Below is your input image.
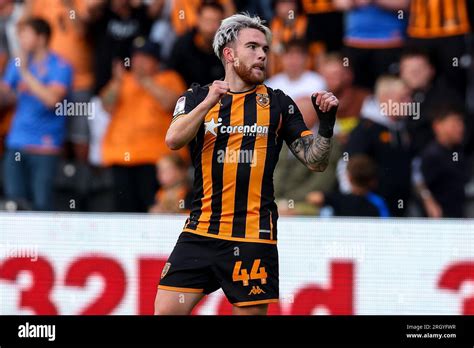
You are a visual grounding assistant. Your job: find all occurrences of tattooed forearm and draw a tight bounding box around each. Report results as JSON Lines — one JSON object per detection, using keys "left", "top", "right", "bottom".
{"left": 289, "top": 134, "right": 332, "bottom": 172}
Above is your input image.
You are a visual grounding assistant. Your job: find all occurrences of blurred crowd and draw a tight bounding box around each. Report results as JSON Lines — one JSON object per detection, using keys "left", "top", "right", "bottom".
{"left": 0, "top": 0, "right": 473, "bottom": 218}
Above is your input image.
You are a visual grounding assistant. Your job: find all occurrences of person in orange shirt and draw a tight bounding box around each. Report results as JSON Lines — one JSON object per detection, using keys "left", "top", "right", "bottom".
{"left": 303, "top": 0, "right": 344, "bottom": 64}
{"left": 407, "top": 0, "right": 473, "bottom": 99}
{"left": 101, "top": 38, "right": 187, "bottom": 212}
{"left": 268, "top": 0, "right": 308, "bottom": 76}
{"left": 24, "top": 0, "right": 106, "bottom": 161}
{"left": 170, "top": 0, "right": 235, "bottom": 37}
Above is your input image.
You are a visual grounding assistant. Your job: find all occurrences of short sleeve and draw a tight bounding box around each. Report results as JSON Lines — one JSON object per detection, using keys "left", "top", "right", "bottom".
{"left": 171, "top": 88, "right": 198, "bottom": 123}
{"left": 277, "top": 90, "right": 312, "bottom": 146}
{"left": 2, "top": 58, "right": 20, "bottom": 90}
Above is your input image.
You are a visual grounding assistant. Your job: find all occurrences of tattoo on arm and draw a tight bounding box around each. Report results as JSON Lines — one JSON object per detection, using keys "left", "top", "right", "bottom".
{"left": 289, "top": 134, "right": 332, "bottom": 172}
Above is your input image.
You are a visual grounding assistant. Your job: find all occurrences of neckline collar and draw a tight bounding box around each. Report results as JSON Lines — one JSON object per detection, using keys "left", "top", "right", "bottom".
{"left": 228, "top": 85, "right": 258, "bottom": 95}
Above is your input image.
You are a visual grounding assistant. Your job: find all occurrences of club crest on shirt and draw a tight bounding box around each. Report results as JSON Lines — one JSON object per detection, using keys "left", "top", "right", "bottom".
{"left": 161, "top": 262, "right": 171, "bottom": 279}
{"left": 256, "top": 93, "right": 270, "bottom": 108}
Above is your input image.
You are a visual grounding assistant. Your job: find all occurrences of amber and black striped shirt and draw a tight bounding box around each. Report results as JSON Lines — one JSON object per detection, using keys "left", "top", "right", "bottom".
{"left": 171, "top": 84, "right": 311, "bottom": 244}
{"left": 408, "top": 0, "right": 471, "bottom": 38}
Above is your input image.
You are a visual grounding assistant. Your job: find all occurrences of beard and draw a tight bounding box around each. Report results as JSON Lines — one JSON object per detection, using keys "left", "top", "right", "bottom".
{"left": 234, "top": 61, "right": 266, "bottom": 85}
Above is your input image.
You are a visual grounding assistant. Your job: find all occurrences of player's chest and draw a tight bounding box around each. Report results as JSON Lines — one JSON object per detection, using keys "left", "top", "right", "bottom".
{"left": 202, "top": 93, "right": 281, "bottom": 142}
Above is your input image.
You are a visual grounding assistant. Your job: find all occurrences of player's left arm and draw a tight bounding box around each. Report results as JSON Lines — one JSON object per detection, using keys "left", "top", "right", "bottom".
{"left": 289, "top": 91, "right": 338, "bottom": 172}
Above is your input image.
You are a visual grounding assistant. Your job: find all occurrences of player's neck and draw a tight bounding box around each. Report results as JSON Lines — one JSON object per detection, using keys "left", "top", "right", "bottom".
{"left": 224, "top": 74, "right": 257, "bottom": 93}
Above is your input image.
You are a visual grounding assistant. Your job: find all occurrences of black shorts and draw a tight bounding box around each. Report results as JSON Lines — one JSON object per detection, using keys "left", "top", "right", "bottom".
{"left": 158, "top": 232, "right": 279, "bottom": 307}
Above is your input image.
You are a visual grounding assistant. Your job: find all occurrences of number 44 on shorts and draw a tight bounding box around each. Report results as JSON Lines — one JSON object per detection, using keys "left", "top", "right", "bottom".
{"left": 232, "top": 259, "right": 267, "bottom": 286}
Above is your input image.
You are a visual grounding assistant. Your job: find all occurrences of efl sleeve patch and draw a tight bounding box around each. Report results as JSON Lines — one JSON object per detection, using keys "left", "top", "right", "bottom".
{"left": 173, "top": 96, "right": 186, "bottom": 118}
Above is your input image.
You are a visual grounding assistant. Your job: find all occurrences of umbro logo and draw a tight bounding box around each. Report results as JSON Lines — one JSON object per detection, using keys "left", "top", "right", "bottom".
{"left": 248, "top": 285, "right": 266, "bottom": 295}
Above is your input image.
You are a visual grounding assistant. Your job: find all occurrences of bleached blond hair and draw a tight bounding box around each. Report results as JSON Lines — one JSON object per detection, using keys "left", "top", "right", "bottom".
{"left": 375, "top": 75, "right": 407, "bottom": 99}
{"left": 213, "top": 13, "right": 272, "bottom": 61}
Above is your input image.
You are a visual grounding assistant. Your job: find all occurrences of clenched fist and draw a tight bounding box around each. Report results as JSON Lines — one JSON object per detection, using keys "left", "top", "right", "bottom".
{"left": 203, "top": 80, "right": 230, "bottom": 108}
{"left": 311, "top": 91, "right": 338, "bottom": 138}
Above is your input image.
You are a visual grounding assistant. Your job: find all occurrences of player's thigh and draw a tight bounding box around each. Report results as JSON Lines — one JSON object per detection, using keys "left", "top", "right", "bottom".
{"left": 232, "top": 303, "right": 268, "bottom": 315}
{"left": 156, "top": 233, "right": 217, "bottom": 315}
{"left": 154, "top": 288, "right": 204, "bottom": 315}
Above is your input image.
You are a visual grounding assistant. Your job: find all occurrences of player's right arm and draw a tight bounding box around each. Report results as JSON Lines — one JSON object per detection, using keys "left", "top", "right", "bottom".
{"left": 166, "top": 80, "right": 229, "bottom": 150}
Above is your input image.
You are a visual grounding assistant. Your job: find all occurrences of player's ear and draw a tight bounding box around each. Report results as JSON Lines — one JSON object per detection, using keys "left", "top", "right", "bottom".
{"left": 222, "top": 46, "right": 235, "bottom": 64}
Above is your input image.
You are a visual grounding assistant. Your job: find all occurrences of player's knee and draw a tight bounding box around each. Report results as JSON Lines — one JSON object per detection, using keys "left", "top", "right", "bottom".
{"left": 233, "top": 304, "right": 268, "bottom": 315}
{"left": 154, "top": 291, "right": 193, "bottom": 315}
{"left": 154, "top": 292, "right": 172, "bottom": 315}
{"left": 154, "top": 304, "right": 173, "bottom": 315}
{"left": 154, "top": 297, "right": 178, "bottom": 315}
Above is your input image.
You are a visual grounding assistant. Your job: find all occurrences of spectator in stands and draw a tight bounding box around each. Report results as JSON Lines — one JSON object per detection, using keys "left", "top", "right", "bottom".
{"left": 319, "top": 51, "right": 369, "bottom": 144}
{"left": 399, "top": 47, "right": 464, "bottom": 155}
{"left": 267, "top": 39, "right": 340, "bottom": 215}
{"left": 24, "top": 0, "right": 105, "bottom": 162}
{"left": 170, "top": 0, "right": 235, "bottom": 37}
{"left": 339, "top": 76, "right": 412, "bottom": 217}
{"left": 413, "top": 106, "right": 469, "bottom": 218}
{"left": 236, "top": 0, "right": 273, "bottom": 23}
{"left": 0, "top": 0, "right": 23, "bottom": 164}
{"left": 339, "top": 0, "right": 409, "bottom": 89}
{"left": 100, "top": 38, "right": 186, "bottom": 212}
{"left": 307, "top": 154, "right": 390, "bottom": 217}
{"left": 304, "top": 0, "right": 344, "bottom": 64}
{"left": 266, "top": 39, "right": 325, "bottom": 121}
{"left": 0, "top": 18, "right": 73, "bottom": 210}
{"left": 407, "top": 0, "right": 473, "bottom": 100}
{"left": 90, "top": 0, "right": 156, "bottom": 95}
{"left": 149, "top": 153, "right": 190, "bottom": 214}
{"left": 168, "top": 1, "right": 225, "bottom": 87}
{"left": 268, "top": 0, "right": 308, "bottom": 76}
{"left": 149, "top": 0, "right": 176, "bottom": 61}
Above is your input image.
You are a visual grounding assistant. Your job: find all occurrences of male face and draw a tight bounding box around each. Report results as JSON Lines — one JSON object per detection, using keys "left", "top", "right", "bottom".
{"left": 378, "top": 82, "right": 411, "bottom": 119}
{"left": 19, "top": 25, "right": 41, "bottom": 54}
{"left": 197, "top": 6, "right": 224, "bottom": 44}
{"left": 228, "top": 28, "right": 269, "bottom": 85}
{"left": 400, "top": 55, "right": 435, "bottom": 91}
{"left": 132, "top": 52, "right": 158, "bottom": 76}
{"left": 281, "top": 46, "right": 307, "bottom": 78}
{"left": 275, "top": 0, "right": 297, "bottom": 20}
{"left": 434, "top": 114, "right": 465, "bottom": 146}
{"left": 320, "top": 60, "right": 352, "bottom": 93}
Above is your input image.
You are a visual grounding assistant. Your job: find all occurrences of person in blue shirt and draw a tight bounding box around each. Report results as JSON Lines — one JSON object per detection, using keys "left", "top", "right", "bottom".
{"left": 306, "top": 154, "right": 390, "bottom": 218}
{"left": 0, "top": 17, "right": 73, "bottom": 210}
{"left": 340, "top": 0, "right": 409, "bottom": 89}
